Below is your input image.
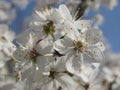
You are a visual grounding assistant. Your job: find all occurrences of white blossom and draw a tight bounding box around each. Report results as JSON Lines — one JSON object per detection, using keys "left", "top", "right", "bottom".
{"left": 54, "top": 27, "right": 105, "bottom": 65}
{"left": 0, "top": 0, "right": 16, "bottom": 23}
{"left": 31, "top": 7, "right": 65, "bottom": 40}
{"left": 93, "top": 14, "right": 104, "bottom": 26}
{"left": 0, "top": 1, "right": 119, "bottom": 90}
{"left": 0, "top": 24, "right": 16, "bottom": 60}
{"left": 38, "top": 57, "right": 77, "bottom": 90}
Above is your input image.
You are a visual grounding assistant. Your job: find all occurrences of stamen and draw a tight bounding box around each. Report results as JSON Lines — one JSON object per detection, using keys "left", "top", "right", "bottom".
{"left": 74, "top": 40, "right": 84, "bottom": 52}
{"left": 43, "top": 21, "right": 55, "bottom": 35}
{"left": 49, "top": 69, "right": 56, "bottom": 79}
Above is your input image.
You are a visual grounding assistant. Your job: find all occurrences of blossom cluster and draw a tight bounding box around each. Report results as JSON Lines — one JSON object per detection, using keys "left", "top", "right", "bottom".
{"left": 0, "top": 0, "right": 120, "bottom": 90}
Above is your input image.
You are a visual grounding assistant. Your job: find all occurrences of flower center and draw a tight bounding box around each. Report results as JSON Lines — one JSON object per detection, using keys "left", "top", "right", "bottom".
{"left": 29, "top": 48, "right": 40, "bottom": 63}
{"left": 43, "top": 21, "right": 55, "bottom": 35}
{"left": 73, "top": 40, "right": 85, "bottom": 53}
{"left": 74, "top": 40, "right": 84, "bottom": 49}
{"left": 49, "top": 69, "right": 56, "bottom": 79}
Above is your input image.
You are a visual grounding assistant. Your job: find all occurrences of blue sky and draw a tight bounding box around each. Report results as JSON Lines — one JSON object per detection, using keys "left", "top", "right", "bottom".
{"left": 99, "top": 1, "right": 120, "bottom": 53}
{"left": 10, "top": 0, "right": 120, "bottom": 53}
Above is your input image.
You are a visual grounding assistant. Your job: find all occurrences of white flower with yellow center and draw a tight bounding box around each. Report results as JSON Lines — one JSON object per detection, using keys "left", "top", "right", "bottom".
{"left": 31, "top": 7, "right": 65, "bottom": 40}
{"left": 37, "top": 57, "right": 77, "bottom": 90}
{"left": 13, "top": 33, "right": 53, "bottom": 82}
{"left": 54, "top": 28, "right": 105, "bottom": 65}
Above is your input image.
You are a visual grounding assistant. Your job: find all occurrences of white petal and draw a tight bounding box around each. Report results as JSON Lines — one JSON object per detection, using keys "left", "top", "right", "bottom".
{"left": 95, "top": 42, "right": 105, "bottom": 51}
{"left": 84, "top": 28, "right": 103, "bottom": 44}
{"left": 75, "top": 20, "right": 92, "bottom": 32}
{"left": 51, "top": 9, "right": 63, "bottom": 23}
{"left": 54, "top": 58, "right": 66, "bottom": 72}
{"left": 89, "top": 68, "right": 99, "bottom": 84}
{"left": 41, "top": 80, "right": 55, "bottom": 90}
{"left": 36, "top": 56, "right": 47, "bottom": 72}
{"left": 57, "top": 73, "right": 76, "bottom": 90}
{"left": 54, "top": 37, "right": 73, "bottom": 54}
{"left": 84, "top": 46, "right": 104, "bottom": 63}
{"left": 59, "top": 4, "right": 72, "bottom": 21}
{"left": 35, "top": 11, "right": 46, "bottom": 21}
{"left": 13, "top": 49, "right": 29, "bottom": 62}
{"left": 66, "top": 56, "right": 75, "bottom": 74}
